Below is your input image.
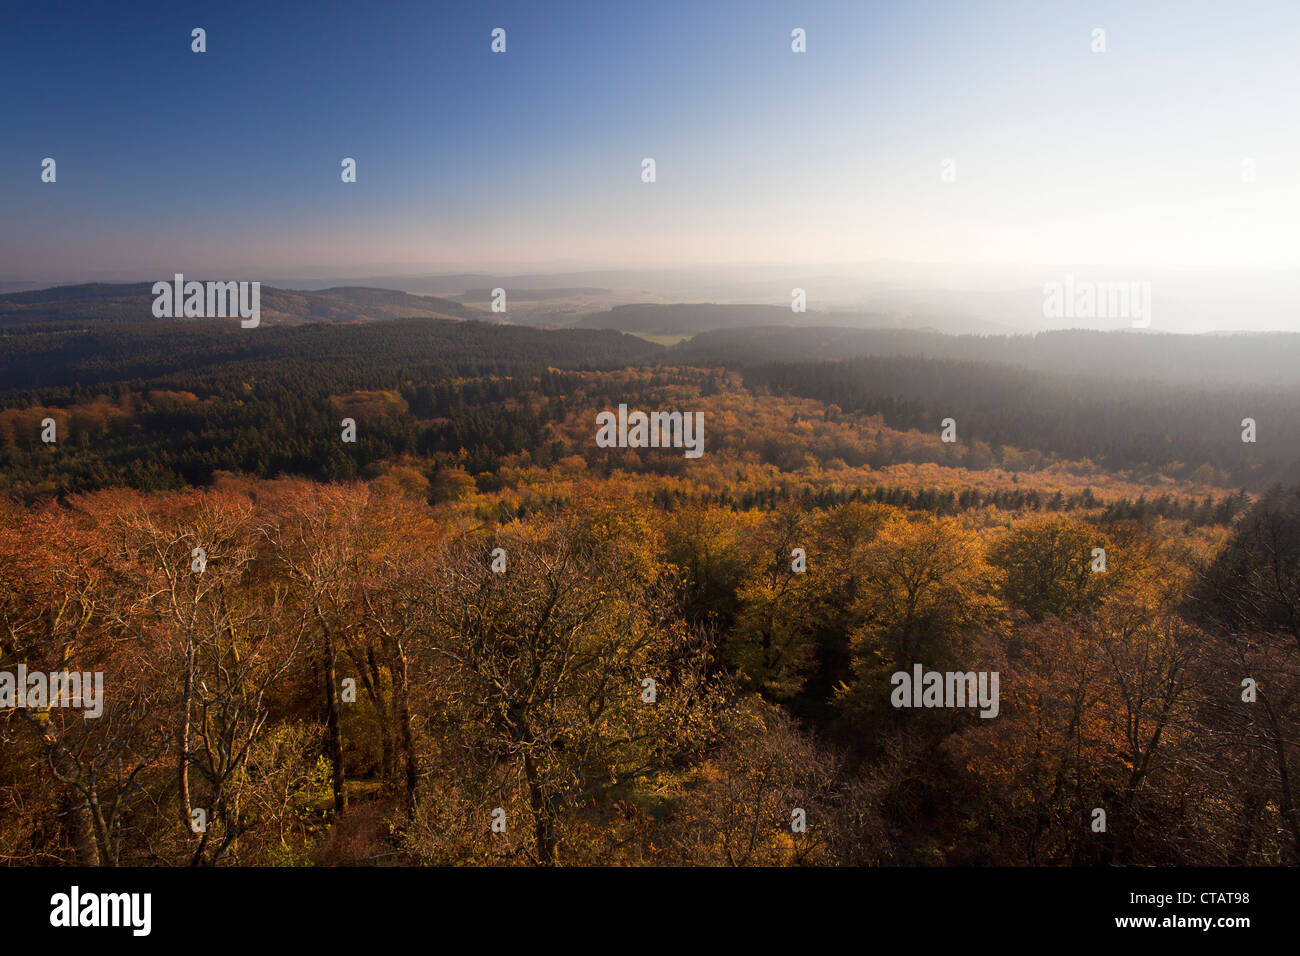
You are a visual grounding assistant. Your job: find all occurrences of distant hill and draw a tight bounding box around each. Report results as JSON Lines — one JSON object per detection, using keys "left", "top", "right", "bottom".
{"left": 577, "top": 303, "right": 799, "bottom": 333}
{"left": 574, "top": 302, "right": 1008, "bottom": 335}
{"left": 308, "top": 287, "right": 494, "bottom": 323}
{"left": 0, "top": 283, "right": 495, "bottom": 328}
{"left": 455, "top": 287, "right": 611, "bottom": 302}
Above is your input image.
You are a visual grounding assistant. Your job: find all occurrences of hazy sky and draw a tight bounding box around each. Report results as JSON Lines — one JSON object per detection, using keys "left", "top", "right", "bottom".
{"left": 2, "top": 0, "right": 1298, "bottom": 280}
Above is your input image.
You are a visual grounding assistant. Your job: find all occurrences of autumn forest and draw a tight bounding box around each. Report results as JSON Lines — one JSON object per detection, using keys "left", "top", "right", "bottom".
{"left": 2, "top": 307, "right": 1299, "bottom": 869}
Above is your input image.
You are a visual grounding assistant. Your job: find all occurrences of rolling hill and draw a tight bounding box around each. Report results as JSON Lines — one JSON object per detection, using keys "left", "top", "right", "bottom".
{"left": 0, "top": 283, "right": 495, "bottom": 328}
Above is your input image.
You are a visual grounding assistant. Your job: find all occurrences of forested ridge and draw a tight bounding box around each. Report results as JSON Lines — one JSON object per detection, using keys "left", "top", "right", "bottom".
{"left": 0, "top": 318, "right": 662, "bottom": 492}
{"left": 0, "top": 316, "right": 1293, "bottom": 494}
{"left": 743, "top": 355, "right": 1295, "bottom": 488}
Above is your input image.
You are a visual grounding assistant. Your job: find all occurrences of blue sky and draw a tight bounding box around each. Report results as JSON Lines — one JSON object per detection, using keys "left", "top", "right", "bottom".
{"left": 2, "top": 0, "right": 1298, "bottom": 279}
